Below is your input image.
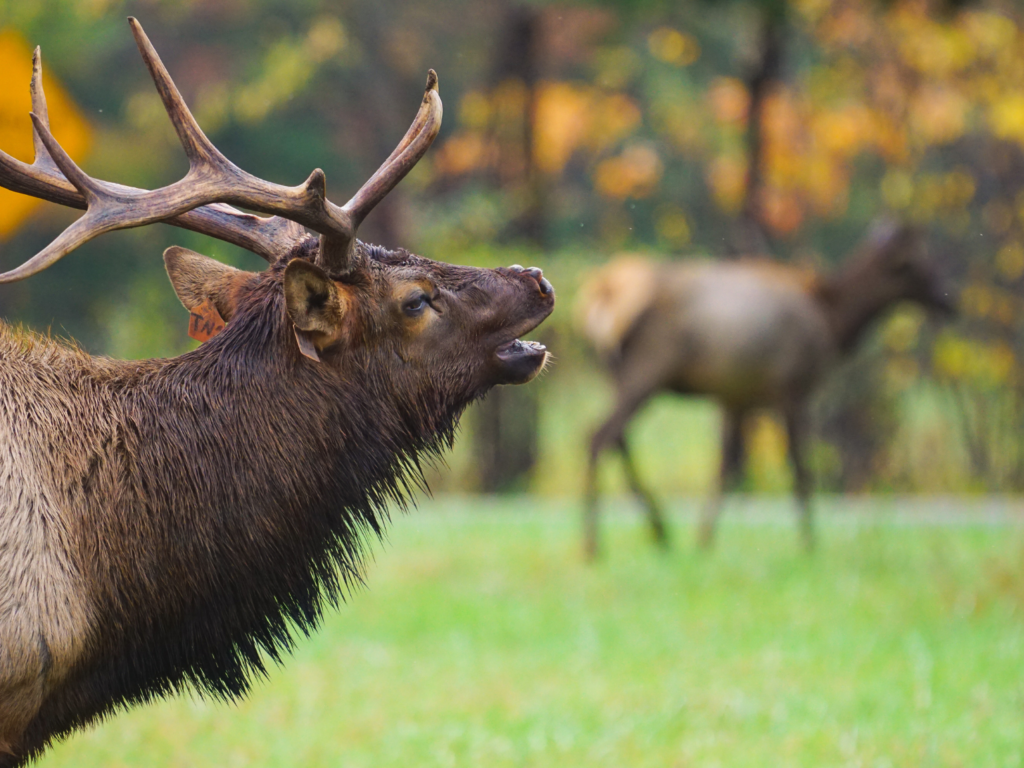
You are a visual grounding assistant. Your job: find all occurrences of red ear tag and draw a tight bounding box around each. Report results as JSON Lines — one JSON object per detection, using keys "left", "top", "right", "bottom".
{"left": 188, "top": 300, "right": 226, "bottom": 343}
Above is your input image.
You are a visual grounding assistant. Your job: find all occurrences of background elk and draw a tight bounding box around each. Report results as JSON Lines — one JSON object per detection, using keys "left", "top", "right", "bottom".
{"left": 0, "top": 19, "right": 554, "bottom": 766}
{"left": 577, "top": 223, "right": 954, "bottom": 559}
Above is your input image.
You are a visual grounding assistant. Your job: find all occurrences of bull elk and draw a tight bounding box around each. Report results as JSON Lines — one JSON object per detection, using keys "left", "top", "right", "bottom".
{"left": 0, "top": 20, "right": 554, "bottom": 766}
{"left": 577, "top": 224, "right": 953, "bottom": 559}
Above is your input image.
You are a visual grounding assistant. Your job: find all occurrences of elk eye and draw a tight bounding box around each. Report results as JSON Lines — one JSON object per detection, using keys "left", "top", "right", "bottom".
{"left": 403, "top": 294, "right": 428, "bottom": 316}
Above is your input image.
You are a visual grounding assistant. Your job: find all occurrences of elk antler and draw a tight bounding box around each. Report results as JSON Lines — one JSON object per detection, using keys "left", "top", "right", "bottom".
{"left": 318, "top": 68, "right": 442, "bottom": 271}
{"left": 0, "top": 18, "right": 443, "bottom": 282}
{"left": 0, "top": 42, "right": 307, "bottom": 264}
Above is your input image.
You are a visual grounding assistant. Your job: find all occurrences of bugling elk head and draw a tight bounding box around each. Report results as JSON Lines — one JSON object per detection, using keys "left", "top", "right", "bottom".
{"left": 0, "top": 17, "right": 554, "bottom": 407}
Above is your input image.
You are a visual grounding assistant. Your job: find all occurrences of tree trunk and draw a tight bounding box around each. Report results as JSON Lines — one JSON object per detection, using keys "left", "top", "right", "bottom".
{"left": 733, "top": 5, "right": 785, "bottom": 257}
{"left": 473, "top": 4, "right": 544, "bottom": 493}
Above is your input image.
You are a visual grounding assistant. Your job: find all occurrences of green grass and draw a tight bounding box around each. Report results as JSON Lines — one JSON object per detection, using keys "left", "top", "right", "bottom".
{"left": 38, "top": 496, "right": 1024, "bottom": 767}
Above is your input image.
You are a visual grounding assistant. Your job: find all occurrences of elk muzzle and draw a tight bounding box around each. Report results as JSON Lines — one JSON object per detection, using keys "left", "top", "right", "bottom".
{"left": 489, "top": 264, "right": 555, "bottom": 385}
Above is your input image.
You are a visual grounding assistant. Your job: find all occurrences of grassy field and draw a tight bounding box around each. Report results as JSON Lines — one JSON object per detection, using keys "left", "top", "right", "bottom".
{"left": 38, "top": 496, "right": 1024, "bottom": 767}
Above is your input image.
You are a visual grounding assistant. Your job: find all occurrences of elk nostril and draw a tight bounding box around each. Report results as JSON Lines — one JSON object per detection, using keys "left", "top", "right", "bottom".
{"left": 518, "top": 266, "right": 551, "bottom": 295}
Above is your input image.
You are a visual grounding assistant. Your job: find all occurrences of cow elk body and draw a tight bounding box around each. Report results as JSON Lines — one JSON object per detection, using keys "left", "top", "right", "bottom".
{"left": 0, "top": 20, "right": 554, "bottom": 765}
{"left": 577, "top": 225, "right": 952, "bottom": 559}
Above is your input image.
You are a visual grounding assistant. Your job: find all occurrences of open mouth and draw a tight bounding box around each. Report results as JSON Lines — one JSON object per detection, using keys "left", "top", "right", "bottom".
{"left": 489, "top": 266, "right": 555, "bottom": 385}
{"left": 496, "top": 338, "right": 547, "bottom": 361}
{"left": 493, "top": 338, "right": 549, "bottom": 384}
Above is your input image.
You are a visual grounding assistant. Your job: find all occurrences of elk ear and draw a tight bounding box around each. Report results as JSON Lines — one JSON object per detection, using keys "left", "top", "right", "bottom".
{"left": 164, "top": 246, "right": 247, "bottom": 322}
{"left": 283, "top": 259, "right": 345, "bottom": 360}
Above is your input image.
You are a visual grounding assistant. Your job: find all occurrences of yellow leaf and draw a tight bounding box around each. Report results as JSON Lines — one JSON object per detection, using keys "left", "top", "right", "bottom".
{"left": 533, "top": 82, "right": 590, "bottom": 175}
{"left": 593, "top": 144, "right": 662, "bottom": 200}
{"left": 647, "top": 28, "right": 700, "bottom": 67}
{"left": 989, "top": 94, "right": 1024, "bottom": 145}
{"left": 881, "top": 170, "right": 914, "bottom": 210}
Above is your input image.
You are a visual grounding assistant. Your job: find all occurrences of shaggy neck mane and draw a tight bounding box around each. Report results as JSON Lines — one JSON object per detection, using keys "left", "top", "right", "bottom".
{"left": 20, "top": 267, "right": 462, "bottom": 743}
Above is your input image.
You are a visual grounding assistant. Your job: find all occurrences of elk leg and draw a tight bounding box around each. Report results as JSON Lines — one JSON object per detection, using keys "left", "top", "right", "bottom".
{"left": 698, "top": 409, "right": 745, "bottom": 549}
{"left": 584, "top": 383, "right": 657, "bottom": 560}
{"left": 785, "top": 407, "right": 815, "bottom": 552}
{"left": 617, "top": 435, "right": 669, "bottom": 549}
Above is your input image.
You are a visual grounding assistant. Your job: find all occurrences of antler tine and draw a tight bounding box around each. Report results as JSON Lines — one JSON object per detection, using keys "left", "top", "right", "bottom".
{"left": 129, "top": 17, "right": 353, "bottom": 247}
{"left": 30, "top": 47, "right": 60, "bottom": 173}
{"left": 0, "top": 206, "right": 104, "bottom": 284}
{"left": 32, "top": 115, "right": 103, "bottom": 204}
{"left": 316, "top": 71, "right": 441, "bottom": 273}
{"left": 128, "top": 17, "right": 356, "bottom": 253}
{"left": 371, "top": 70, "right": 440, "bottom": 180}
{"left": 128, "top": 17, "right": 222, "bottom": 169}
{"left": 0, "top": 46, "right": 79, "bottom": 207}
{"left": 342, "top": 70, "right": 442, "bottom": 230}
{"left": 0, "top": 114, "right": 150, "bottom": 283}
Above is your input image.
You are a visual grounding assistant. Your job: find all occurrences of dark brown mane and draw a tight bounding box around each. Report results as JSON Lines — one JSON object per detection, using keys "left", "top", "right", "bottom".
{"left": 23, "top": 264, "right": 462, "bottom": 746}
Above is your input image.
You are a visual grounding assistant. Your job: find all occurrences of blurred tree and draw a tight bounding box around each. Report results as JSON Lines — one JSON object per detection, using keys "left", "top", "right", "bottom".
{"left": 736, "top": 1, "right": 785, "bottom": 255}
{"left": 473, "top": 4, "right": 544, "bottom": 493}
{"left": 4, "top": 0, "right": 1024, "bottom": 493}
{"left": 694, "top": 0, "right": 789, "bottom": 256}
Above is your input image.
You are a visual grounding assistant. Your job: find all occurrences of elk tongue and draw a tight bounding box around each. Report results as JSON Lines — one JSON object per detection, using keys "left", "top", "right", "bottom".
{"left": 496, "top": 339, "right": 546, "bottom": 360}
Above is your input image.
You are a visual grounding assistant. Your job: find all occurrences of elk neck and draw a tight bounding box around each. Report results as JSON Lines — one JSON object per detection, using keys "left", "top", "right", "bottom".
{"left": 4, "top": 271, "right": 464, "bottom": 735}
{"left": 814, "top": 254, "right": 903, "bottom": 355}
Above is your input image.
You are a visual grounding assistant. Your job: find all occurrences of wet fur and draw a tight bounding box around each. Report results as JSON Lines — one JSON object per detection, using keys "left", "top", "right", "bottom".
{"left": 0, "top": 248, "right": 501, "bottom": 764}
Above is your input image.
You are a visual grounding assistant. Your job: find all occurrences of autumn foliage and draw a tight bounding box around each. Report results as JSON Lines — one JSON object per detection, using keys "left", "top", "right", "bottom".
{"left": 5, "top": 0, "right": 1024, "bottom": 491}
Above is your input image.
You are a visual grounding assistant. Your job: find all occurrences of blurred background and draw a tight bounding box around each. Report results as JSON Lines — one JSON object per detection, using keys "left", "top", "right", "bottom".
{"left": 3, "top": 0, "right": 1024, "bottom": 765}
{"left": 5, "top": 0, "right": 1024, "bottom": 496}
